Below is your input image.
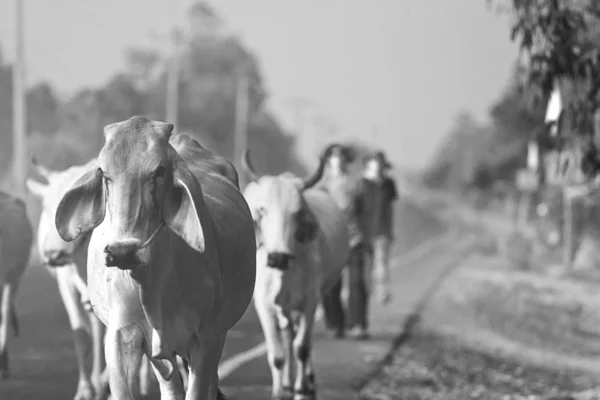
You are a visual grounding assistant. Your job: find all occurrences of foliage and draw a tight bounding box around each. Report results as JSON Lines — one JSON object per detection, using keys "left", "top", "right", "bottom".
{"left": 491, "top": 0, "right": 600, "bottom": 135}
{"left": 424, "top": 64, "right": 546, "bottom": 190}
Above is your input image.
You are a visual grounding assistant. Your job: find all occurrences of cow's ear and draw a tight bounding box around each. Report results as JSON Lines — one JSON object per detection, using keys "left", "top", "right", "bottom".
{"left": 295, "top": 204, "right": 319, "bottom": 243}
{"left": 26, "top": 178, "right": 48, "bottom": 199}
{"left": 55, "top": 168, "right": 106, "bottom": 241}
{"left": 164, "top": 164, "right": 205, "bottom": 253}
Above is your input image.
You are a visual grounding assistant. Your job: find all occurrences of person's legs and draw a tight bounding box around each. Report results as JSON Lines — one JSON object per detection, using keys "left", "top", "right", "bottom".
{"left": 372, "top": 236, "right": 392, "bottom": 304}
{"left": 321, "top": 276, "right": 345, "bottom": 338}
{"left": 347, "top": 243, "right": 370, "bottom": 339}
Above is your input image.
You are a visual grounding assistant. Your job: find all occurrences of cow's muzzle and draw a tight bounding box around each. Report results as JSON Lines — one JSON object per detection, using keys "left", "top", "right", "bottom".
{"left": 43, "top": 249, "right": 72, "bottom": 268}
{"left": 104, "top": 241, "right": 144, "bottom": 270}
{"left": 267, "top": 252, "right": 293, "bottom": 271}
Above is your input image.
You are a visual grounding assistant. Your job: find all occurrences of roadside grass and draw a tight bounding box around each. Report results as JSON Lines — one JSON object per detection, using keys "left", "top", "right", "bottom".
{"left": 360, "top": 247, "right": 600, "bottom": 400}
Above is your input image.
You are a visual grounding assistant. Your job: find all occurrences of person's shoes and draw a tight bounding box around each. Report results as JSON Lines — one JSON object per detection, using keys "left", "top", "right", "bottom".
{"left": 347, "top": 326, "right": 370, "bottom": 340}
{"left": 327, "top": 327, "right": 345, "bottom": 339}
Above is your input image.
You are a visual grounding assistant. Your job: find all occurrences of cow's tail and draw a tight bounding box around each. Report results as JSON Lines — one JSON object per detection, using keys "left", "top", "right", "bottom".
{"left": 217, "top": 388, "right": 229, "bottom": 400}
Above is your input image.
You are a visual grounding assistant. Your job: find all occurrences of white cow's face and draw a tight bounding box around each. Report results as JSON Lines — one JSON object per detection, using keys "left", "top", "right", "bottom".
{"left": 244, "top": 175, "right": 318, "bottom": 271}
{"left": 54, "top": 116, "right": 206, "bottom": 270}
{"left": 27, "top": 168, "right": 89, "bottom": 267}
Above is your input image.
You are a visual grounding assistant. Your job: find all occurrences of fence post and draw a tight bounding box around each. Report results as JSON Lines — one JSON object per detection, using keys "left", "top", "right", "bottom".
{"left": 563, "top": 187, "right": 574, "bottom": 270}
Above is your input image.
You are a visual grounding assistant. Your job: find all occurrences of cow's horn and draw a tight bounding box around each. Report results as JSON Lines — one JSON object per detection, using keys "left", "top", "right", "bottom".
{"left": 241, "top": 149, "right": 260, "bottom": 182}
{"left": 31, "top": 156, "right": 52, "bottom": 180}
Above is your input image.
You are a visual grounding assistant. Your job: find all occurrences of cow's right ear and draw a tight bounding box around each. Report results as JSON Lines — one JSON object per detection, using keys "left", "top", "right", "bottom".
{"left": 26, "top": 178, "right": 48, "bottom": 198}
{"left": 55, "top": 168, "right": 106, "bottom": 242}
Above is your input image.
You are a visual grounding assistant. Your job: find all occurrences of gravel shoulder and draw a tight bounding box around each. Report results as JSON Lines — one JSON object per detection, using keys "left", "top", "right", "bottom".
{"left": 360, "top": 249, "right": 600, "bottom": 400}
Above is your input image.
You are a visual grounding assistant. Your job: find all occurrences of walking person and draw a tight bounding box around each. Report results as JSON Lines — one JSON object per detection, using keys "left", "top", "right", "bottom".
{"left": 310, "top": 143, "right": 367, "bottom": 339}
{"left": 360, "top": 151, "right": 399, "bottom": 305}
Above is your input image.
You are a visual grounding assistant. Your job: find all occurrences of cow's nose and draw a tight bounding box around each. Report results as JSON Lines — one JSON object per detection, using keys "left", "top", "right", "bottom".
{"left": 43, "top": 249, "right": 69, "bottom": 267}
{"left": 104, "top": 241, "right": 142, "bottom": 269}
{"left": 266, "top": 252, "right": 293, "bottom": 271}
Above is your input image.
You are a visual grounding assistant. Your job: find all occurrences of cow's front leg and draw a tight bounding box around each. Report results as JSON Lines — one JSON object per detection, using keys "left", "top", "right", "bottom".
{"left": 292, "top": 310, "right": 317, "bottom": 400}
{"left": 104, "top": 323, "right": 145, "bottom": 400}
{"left": 278, "top": 315, "right": 295, "bottom": 397}
{"left": 56, "top": 267, "right": 96, "bottom": 400}
{"left": 185, "top": 333, "right": 226, "bottom": 400}
{"left": 147, "top": 355, "right": 185, "bottom": 400}
{"left": 0, "top": 282, "right": 13, "bottom": 380}
{"left": 255, "top": 299, "right": 291, "bottom": 399}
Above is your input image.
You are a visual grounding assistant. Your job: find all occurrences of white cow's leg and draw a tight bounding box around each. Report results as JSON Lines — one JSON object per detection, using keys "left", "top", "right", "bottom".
{"left": 278, "top": 315, "right": 295, "bottom": 397}
{"left": 255, "top": 300, "right": 289, "bottom": 399}
{"left": 0, "top": 282, "right": 13, "bottom": 380}
{"left": 139, "top": 355, "right": 159, "bottom": 396}
{"left": 147, "top": 355, "right": 185, "bottom": 400}
{"left": 185, "top": 333, "right": 226, "bottom": 400}
{"left": 89, "top": 314, "right": 108, "bottom": 400}
{"left": 292, "top": 307, "right": 317, "bottom": 400}
{"left": 56, "top": 268, "right": 95, "bottom": 400}
{"left": 104, "top": 323, "right": 145, "bottom": 400}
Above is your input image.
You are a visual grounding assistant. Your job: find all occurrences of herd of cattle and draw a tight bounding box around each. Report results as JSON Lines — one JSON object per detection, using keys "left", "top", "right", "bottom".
{"left": 0, "top": 116, "right": 365, "bottom": 400}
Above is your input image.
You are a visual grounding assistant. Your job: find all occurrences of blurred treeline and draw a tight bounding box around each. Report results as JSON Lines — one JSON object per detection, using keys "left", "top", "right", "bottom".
{"left": 423, "top": 63, "right": 546, "bottom": 193}
{"left": 0, "top": 1, "right": 307, "bottom": 183}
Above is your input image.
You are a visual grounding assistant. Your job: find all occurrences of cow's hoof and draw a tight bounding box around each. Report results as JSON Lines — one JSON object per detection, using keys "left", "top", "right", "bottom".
{"left": 293, "top": 387, "right": 316, "bottom": 400}
{"left": 0, "top": 368, "right": 9, "bottom": 380}
{"left": 0, "top": 351, "right": 9, "bottom": 380}
{"left": 73, "top": 381, "right": 95, "bottom": 400}
{"left": 273, "top": 386, "right": 294, "bottom": 400}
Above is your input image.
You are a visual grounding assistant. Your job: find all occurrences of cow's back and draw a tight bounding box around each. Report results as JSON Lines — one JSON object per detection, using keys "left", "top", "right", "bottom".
{"left": 0, "top": 192, "right": 33, "bottom": 281}
{"left": 303, "top": 188, "right": 350, "bottom": 293}
{"left": 170, "top": 134, "right": 256, "bottom": 330}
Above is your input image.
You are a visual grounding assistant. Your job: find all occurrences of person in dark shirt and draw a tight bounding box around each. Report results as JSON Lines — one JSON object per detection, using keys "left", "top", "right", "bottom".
{"left": 360, "top": 151, "right": 398, "bottom": 305}
{"left": 312, "top": 143, "right": 369, "bottom": 339}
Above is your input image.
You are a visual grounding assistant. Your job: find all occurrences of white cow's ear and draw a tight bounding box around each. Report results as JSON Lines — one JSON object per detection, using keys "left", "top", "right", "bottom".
{"left": 26, "top": 178, "right": 48, "bottom": 198}
{"left": 164, "top": 164, "right": 205, "bottom": 253}
{"left": 55, "top": 167, "right": 106, "bottom": 242}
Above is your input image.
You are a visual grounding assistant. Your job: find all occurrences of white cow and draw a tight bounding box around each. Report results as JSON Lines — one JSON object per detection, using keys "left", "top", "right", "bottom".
{"left": 0, "top": 191, "right": 33, "bottom": 380}
{"left": 53, "top": 116, "right": 256, "bottom": 400}
{"left": 241, "top": 150, "right": 350, "bottom": 400}
{"left": 27, "top": 159, "right": 159, "bottom": 400}
{"left": 27, "top": 158, "right": 108, "bottom": 400}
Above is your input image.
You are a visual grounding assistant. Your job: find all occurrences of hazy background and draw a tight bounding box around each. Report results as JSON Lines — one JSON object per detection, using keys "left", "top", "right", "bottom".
{"left": 0, "top": 0, "right": 517, "bottom": 170}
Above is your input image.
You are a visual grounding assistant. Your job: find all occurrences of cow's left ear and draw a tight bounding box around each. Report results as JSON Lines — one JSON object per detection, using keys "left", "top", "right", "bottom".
{"left": 295, "top": 204, "right": 319, "bottom": 243}
{"left": 164, "top": 164, "right": 206, "bottom": 253}
{"left": 55, "top": 167, "right": 106, "bottom": 242}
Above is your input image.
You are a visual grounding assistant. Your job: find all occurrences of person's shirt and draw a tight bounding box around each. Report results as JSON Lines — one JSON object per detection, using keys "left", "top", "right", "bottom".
{"left": 315, "top": 169, "right": 365, "bottom": 248}
{"left": 359, "top": 174, "right": 398, "bottom": 241}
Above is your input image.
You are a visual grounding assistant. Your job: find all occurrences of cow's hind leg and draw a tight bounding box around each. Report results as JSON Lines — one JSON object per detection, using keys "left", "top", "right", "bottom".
{"left": 293, "top": 308, "right": 318, "bottom": 400}
{"left": 185, "top": 333, "right": 226, "bottom": 400}
{"left": 56, "top": 267, "right": 96, "bottom": 400}
{"left": 0, "top": 282, "right": 13, "bottom": 380}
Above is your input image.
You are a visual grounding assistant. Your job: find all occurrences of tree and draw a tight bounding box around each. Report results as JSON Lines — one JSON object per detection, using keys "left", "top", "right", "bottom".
{"left": 491, "top": 0, "right": 600, "bottom": 135}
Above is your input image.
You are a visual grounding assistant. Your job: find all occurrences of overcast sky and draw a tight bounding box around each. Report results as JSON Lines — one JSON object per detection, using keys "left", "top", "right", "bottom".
{"left": 0, "top": 0, "right": 518, "bottom": 170}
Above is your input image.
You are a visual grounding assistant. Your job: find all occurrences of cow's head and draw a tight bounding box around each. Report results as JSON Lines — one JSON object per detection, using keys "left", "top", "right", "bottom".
{"left": 26, "top": 159, "right": 93, "bottom": 267}
{"left": 241, "top": 150, "right": 321, "bottom": 271}
{"left": 54, "top": 116, "right": 206, "bottom": 270}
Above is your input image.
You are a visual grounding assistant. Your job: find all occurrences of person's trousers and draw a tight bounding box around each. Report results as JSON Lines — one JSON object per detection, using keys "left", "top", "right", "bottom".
{"left": 371, "top": 235, "right": 392, "bottom": 297}
{"left": 321, "top": 275, "right": 345, "bottom": 332}
{"left": 347, "top": 243, "right": 369, "bottom": 329}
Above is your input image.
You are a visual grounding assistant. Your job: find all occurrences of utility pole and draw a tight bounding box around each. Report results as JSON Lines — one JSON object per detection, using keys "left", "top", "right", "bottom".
{"left": 165, "top": 1, "right": 179, "bottom": 127}
{"left": 234, "top": 65, "right": 249, "bottom": 189}
{"left": 12, "top": 0, "right": 26, "bottom": 198}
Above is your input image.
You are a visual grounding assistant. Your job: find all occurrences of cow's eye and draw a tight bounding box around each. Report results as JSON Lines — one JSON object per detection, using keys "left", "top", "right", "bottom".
{"left": 153, "top": 166, "right": 166, "bottom": 179}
